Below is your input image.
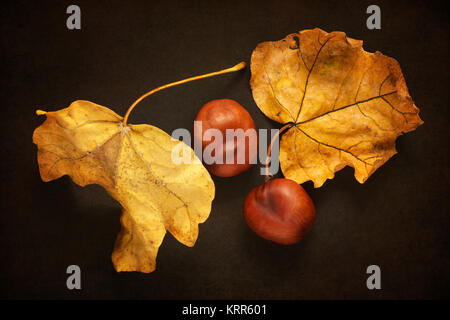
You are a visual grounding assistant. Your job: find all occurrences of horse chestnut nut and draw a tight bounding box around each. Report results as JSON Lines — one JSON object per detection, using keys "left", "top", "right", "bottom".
{"left": 243, "top": 178, "right": 316, "bottom": 245}
{"left": 193, "top": 99, "right": 258, "bottom": 177}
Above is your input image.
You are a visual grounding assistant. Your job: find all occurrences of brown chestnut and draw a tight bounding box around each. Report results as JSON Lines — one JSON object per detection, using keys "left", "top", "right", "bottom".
{"left": 193, "top": 99, "right": 258, "bottom": 177}
{"left": 243, "top": 178, "right": 316, "bottom": 245}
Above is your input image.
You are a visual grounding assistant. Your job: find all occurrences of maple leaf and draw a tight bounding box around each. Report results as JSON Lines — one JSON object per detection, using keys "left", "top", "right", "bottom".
{"left": 250, "top": 28, "right": 423, "bottom": 187}
{"left": 33, "top": 100, "right": 215, "bottom": 273}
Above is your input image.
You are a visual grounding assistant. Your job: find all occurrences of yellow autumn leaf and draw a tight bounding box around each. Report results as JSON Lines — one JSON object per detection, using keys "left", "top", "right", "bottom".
{"left": 250, "top": 28, "right": 423, "bottom": 187}
{"left": 33, "top": 100, "right": 215, "bottom": 273}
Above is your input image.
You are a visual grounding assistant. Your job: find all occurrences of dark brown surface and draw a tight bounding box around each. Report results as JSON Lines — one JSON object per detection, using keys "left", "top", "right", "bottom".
{"left": 1, "top": 0, "right": 449, "bottom": 299}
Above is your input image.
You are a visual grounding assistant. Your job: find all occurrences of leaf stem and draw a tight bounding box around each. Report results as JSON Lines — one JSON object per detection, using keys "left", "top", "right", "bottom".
{"left": 122, "top": 61, "right": 246, "bottom": 126}
{"left": 265, "top": 123, "right": 294, "bottom": 181}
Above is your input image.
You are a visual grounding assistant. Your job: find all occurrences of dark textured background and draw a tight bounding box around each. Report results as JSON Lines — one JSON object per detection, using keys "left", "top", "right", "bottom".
{"left": 1, "top": 0, "right": 449, "bottom": 299}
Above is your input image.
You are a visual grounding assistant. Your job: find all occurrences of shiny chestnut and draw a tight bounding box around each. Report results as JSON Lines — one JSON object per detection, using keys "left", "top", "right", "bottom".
{"left": 243, "top": 178, "right": 316, "bottom": 244}
{"left": 193, "top": 99, "right": 258, "bottom": 177}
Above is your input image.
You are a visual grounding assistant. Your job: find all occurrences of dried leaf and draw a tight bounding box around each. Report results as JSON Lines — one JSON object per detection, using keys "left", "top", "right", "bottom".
{"left": 33, "top": 100, "right": 215, "bottom": 273}
{"left": 250, "top": 28, "right": 423, "bottom": 187}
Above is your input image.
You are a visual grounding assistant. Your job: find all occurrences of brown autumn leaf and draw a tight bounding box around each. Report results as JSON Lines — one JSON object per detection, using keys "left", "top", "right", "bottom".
{"left": 250, "top": 28, "right": 423, "bottom": 187}
{"left": 33, "top": 100, "right": 215, "bottom": 273}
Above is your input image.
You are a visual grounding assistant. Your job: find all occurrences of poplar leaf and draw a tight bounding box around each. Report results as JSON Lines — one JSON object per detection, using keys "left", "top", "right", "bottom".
{"left": 250, "top": 28, "right": 423, "bottom": 187}
{"left": 33, "top": 100, "right": 215, "bottom": 273}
